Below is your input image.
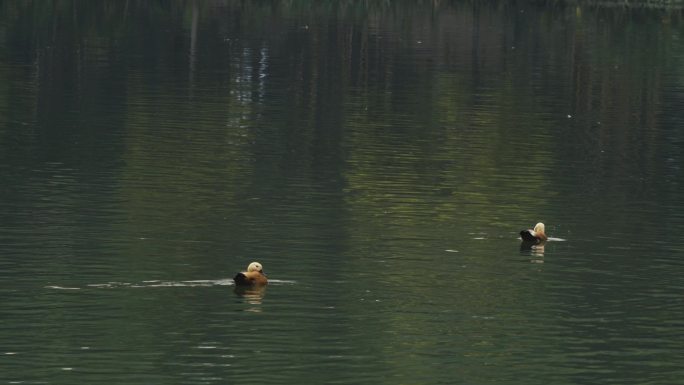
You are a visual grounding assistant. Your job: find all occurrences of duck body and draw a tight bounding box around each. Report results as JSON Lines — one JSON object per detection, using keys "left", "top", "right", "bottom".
{"left": 234, "top": 262, "right": 268, "bottom": 286}
{"left": 520, "top": 222, "right": 548, "bottom": 243}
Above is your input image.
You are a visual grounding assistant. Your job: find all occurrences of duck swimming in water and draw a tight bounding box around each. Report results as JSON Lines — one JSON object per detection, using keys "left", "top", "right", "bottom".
{"left": 520, "top": 222, "right": 548, "bottom": 243}
{"left": 233, "top": 262, "right": 268, "bottom": 286}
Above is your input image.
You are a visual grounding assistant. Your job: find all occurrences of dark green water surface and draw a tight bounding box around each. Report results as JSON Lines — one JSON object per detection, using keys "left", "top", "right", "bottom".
{"left": 1, "top": 1, "right": 684, "bottom": 384}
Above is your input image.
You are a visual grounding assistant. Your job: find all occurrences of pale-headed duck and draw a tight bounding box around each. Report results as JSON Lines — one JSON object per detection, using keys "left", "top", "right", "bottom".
{"left": 233, "top": 262, "right": 268, "bottom": 286}
{"left": 520, "top": 222, "right": 548, "bottom": 243}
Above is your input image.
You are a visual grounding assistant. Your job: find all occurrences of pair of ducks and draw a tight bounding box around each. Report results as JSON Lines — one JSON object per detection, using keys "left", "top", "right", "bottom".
{"left": 234, "top": 222, "right": 549, "bottom": 286}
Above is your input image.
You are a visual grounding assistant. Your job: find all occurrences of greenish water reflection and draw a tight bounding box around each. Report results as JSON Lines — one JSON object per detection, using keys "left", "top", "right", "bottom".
{"left": 1, "top": 1, "right": 684, "bottom": 384}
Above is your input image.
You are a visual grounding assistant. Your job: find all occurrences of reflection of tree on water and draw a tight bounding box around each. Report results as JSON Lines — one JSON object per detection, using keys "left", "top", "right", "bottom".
{"left": 234, "top": 285, "right": 267, "bottom": 312}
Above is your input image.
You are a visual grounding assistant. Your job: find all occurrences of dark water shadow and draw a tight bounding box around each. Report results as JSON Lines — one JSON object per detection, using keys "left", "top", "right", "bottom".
{"left": 520, "top": 240, "right": 546, "bottom": 263}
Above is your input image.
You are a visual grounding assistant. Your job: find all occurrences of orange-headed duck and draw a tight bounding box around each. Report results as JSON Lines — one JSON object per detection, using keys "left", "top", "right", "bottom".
{"left": 233, "top": 262, "right": 268, "bottom": 286}
{"left": 520, "top": 222, "right": 548, "bottom": 243}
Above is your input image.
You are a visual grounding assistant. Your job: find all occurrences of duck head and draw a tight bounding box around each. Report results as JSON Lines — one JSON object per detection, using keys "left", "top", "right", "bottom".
{"left": 247, "top": 262, "right": 264, "bottom": 274}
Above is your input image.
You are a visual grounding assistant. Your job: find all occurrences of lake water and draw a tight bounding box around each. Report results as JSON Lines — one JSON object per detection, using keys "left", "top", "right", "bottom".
{"left": 1, "top": 1, "right": 684, "bottom": 384}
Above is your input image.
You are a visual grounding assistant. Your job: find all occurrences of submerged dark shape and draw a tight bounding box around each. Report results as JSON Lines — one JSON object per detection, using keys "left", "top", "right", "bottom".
{"left": 233, "top": 261, "right": 268, "bottom": 286}
{"left": 520, "top": 222, "right": 548, "bottom": 244}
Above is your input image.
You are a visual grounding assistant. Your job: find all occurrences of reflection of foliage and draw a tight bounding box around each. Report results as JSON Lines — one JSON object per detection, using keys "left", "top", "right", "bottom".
{"left": 0, "top": 0, "right": 682, "bottom": 243}
{"left": 1, "top": 3, "right": 683, "bottom": 381}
